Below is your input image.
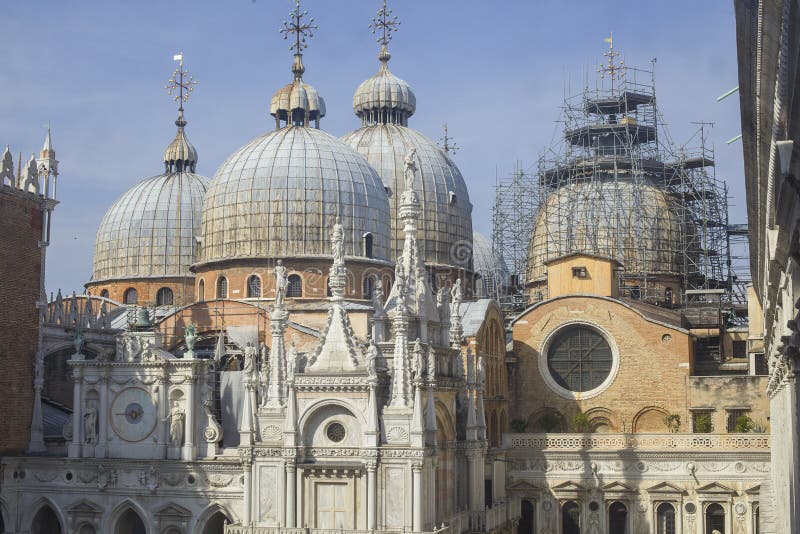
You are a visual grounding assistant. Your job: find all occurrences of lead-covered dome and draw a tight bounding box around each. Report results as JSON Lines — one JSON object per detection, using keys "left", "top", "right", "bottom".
{"left": 199, "top": 113, "right": 391, "bottom": 264}
{"left": 92, "top": 156, "right": 208, "bottom": 282}
{"left": 527, "top": 177, "right": 685, "bottom": 283}
{"left": 343, "top": 50, "right": 472, "bottom": 271}
{"left": 472, "top": 232, "right": 510, "bottom": 298}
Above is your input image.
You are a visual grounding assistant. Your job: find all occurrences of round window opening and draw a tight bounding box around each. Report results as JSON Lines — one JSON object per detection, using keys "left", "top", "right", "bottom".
{"left": 547, "top": 325, "right": 613, "bottom": 393}
{"left": 326, "top": 422, "right": 346, "bottom": 443}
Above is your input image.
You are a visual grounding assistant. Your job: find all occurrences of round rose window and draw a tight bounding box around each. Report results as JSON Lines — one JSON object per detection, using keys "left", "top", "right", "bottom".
{"left": 547, "top": 325, "right": 613, "bottom": 392}
{"left": 326, "top": 422, "right": 346, "bottom": 443}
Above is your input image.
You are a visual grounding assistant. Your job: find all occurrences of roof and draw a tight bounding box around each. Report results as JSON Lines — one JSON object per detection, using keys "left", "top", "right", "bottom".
{"left": 42, "top": 398, "right": 70, "bottom": 440}
{"left": 460, "top": 299, "right": 494, "bottom": 337}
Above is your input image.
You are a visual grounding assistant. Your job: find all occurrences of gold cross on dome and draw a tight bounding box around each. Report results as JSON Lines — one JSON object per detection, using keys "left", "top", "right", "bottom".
{"left": 281, "top": 0, "right": 317, "bottom": 53}
{"left": 369, "top": 0, "right": 400, "bottom": 48}
{"left": 597, "top": 32, "right": 626, "bottom": 92}
{"left": 165, "top": 52, "right": 197, "bottom": 112}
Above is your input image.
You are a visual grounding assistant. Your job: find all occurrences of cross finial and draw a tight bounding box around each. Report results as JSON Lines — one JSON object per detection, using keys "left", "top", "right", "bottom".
{"left": 369, "top": 0, "right": 400, "bottom": 49}
{"left": 281, "top": 0, "right": 317, "bottom": 54}
{"left": 597, "top": 32, "right": 626, "bottom": 93}
{"left": 439, "top": 123, "right": 459, "bottom": 155}
{"left": 165, "top": 52, "right": 197, "bottom": 120}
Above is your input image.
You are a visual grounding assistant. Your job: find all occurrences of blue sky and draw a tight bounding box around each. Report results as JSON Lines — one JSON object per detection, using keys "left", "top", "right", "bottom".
{"left": 0, "top": 0, "right": 744, "bottom": 295}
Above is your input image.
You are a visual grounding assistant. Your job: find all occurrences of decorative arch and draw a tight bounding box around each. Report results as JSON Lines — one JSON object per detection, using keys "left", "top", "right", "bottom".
{"left": 633, "top": 406, "right": 670, "bottom": 432}
{"left": 584, "top": 407, "right": 617, "bottom": 433}
{"left": 299, "top": 399, "right": 365, "bottom": 448}
{"left": 106, "top": 499, "right": 151, "bottom": 534}
{"left": 195, "top": 503, "right": 236, "bottom": 534}
{"left": 527, "top": 407, "right": 567, "bottom": 433}
{"left": 29, "top": 497, "right": 66, "bottom": 534}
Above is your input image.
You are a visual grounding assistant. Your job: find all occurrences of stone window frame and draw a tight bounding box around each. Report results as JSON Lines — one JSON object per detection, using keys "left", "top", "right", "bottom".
{"left": 538, "top": 320, "right": 620, "bottom": 401}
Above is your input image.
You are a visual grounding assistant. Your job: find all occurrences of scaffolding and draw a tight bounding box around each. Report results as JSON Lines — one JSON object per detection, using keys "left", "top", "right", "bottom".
{"left": 492, "top": 59, "right": 745, "bottom": 318}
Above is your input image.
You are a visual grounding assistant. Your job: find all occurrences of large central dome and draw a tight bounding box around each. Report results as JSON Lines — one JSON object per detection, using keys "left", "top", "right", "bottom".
{"left": 199, "top": 126, "right": 391, "bottom": 263}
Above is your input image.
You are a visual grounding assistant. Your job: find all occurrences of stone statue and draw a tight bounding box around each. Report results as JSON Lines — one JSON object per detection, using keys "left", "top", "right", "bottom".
{"left": 73, "top": 328, "right": 85, "bottom": 356}
{"left": 477, "top": 355, "right": 486, "bottom": 391}
{"left": 395, "top": 259, "right": 406, "bottom": 288}
{"left": 163, "top": 401, "right": 185, "bottom": 447}
{"left": 450, "top": 279, "right": 463, "bottom": 317}
{"left": 372, "top": 279, "right": 384, "bottom": 314}
{"left": 287, "top": 340, "right": 298, "bottom": 382}
{"left": 185, "top": 322, "right": 197, "bottom": 352}
{"left": 403, "top": 148, "right": 418, "bottom": 191}
{"left": 366, "top": 341, "right": 379, "bottom": 379}
{"left": 274, "top": 259, "right": 288, "bottom": 307}
{"left": 84, "top": 400, "right": 98, "bottom": 445}
{"left": 243, "top": 342, "right": 257, "bottom": 375}
{"left": 413, "top": 338, "right": 424, "bottom": 379}
{"left": 331, "top": 218, "right": 345, "bottom": 265}
{"left": 124, "top": 335, "right": 139, "bottom": 362}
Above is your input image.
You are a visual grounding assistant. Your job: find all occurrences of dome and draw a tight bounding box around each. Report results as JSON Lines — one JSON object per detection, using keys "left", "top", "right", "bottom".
{"left": 353, "top": 48, "right": 416, "bottom": 125}
{"left": 472, "top": 232, "right": 509, "bottom": 298}
{"left": 342, "top": 124, "right": 473, "bottom": 270}
{"left": 199, "top": 126, "right": 392, "bottom": 264}
{"left": 527, "top": 177, "right": 685, "bottom": 283}
{"left": 92, "top": 171, "right": 209, "bottom": 282}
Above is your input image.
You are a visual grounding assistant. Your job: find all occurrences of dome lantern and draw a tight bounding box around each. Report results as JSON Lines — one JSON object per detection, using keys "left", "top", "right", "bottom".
{"left": 163, "top": 53, "right": 199, "bottom": 173}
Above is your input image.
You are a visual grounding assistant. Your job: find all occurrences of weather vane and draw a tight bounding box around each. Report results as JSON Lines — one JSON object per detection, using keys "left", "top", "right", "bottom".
{"left": 439, "top": 123, "right": 459, "bottom": 155}
{"left": 597, "top": 32, "right": 626, "bottom": 93}
{"left": 281, "top": 0, "right": 317, "bottom": 53}
{"left": 369, "top": 0, "right": 400, "bottom": 48}
{"left": 165, "top": 52, "right": 197, "bottom": 113}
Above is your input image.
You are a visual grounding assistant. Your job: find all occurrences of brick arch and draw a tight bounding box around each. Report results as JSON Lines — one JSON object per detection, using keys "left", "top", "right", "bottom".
{"left": 633, "top": 406, "right": 670, "bottom": 432}
{"left": 527, "top": 407, "right": 568, "bottom": 433}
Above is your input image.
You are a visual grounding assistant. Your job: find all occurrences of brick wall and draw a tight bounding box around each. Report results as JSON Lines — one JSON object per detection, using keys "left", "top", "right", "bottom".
{"left": 0, "top": 186, "right": 44, "bottom": 453}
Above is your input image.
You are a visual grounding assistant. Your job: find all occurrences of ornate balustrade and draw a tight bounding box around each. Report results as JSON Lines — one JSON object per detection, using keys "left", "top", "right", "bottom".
{"left": 503, "top": 432, "right": 770, "bottom": 450}
{"left": 225, "top": 527, "right": 450, "bottom": 534}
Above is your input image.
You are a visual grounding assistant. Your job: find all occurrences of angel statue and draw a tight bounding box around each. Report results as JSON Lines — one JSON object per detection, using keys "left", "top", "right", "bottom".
{"left": 403, "top": 148, "right": 418, "bottom": 191}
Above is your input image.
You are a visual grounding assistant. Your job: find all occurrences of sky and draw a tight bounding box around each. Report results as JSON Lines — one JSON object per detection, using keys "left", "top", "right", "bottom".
{"left": 0, "top": 0, "right": 745, "bottom": 295}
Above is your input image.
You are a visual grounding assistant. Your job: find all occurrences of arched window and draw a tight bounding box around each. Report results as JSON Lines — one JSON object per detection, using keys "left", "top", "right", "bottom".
{"left": 123, "top": 288, "right": 138, "bottom": 305}
{"left": 202, "top": 511, "right": 231, "bottom": 534}
{"left": 156, "top": 287, "right": 173, "bottom": 306}
{"left": 363, "top": 274, "right": 377, "bottom": 299}
{"left": 247, "top": 275, "right": 261, "bottom": 298}
{"left": 608, "top": 502, "right": 627, "bottom": 533}
{"left": 705, "top": 503, "right": 725, "bottom": 534}
{"left": 31, "top": 505, "right": 63, "bottom": 534}
{"left": 656, "top": 503, "right": 676, "bottom": 534}
{"left": 100, "top": 289, "right": 109, "bottom": 299}
{"left": 562, "top": 501, "right": 581, "bottom": 534}
{"left": 198, "top": 279, "right": 205, "bottom": 301}
{"left": 217, "top": 277, "right": 228, "bottom": 299}
{"left": 363, "top": 233, "right": 374, "bottom": 258}
{"left": 115, "top": 509, "right": 146, "bottom": 534}
{"left": 287, "top": 274, "right": 302, "bottom": 298}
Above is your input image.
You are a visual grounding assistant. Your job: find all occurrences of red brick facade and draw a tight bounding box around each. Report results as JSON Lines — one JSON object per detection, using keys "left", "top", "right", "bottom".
{"left": 0, "top": 186, "right": 45, "bottom": 453}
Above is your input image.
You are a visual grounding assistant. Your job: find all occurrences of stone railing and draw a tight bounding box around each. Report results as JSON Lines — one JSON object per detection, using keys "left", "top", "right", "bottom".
{"left": 485, "top": 498, "right": 521, "bottom": 531}
{"left": 503, "top": 432, "right": 770, "bottom": 450}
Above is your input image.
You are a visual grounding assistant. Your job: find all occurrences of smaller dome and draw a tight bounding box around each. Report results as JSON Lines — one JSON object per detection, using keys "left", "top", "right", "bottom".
{"left": 163, "top": 111, "right": 198, "bottom": 173}
{"left": 353, "top": 47, "right": 416, "bottom": 126}
{"left": 472, "top": 232, "right": 509, "bottom": 298}
{"left": 270, "top": 54, "right": 326, "bottom": 128}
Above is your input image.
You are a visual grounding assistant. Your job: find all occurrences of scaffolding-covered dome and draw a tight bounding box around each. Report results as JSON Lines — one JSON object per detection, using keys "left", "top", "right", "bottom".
{"left": 472, "top": 232, "right": 509, "bottom": 298}
{"left": 199, "top": 126, "right": 392, "bottom": 264}
{"left": 342, "top": 125, "right": 472, "bottom": 270}
{"left": 527, "top": 177, "right": 685, "bottom": 283}
{"left": 92, "top": 172, "right": 209, "bottom": 282}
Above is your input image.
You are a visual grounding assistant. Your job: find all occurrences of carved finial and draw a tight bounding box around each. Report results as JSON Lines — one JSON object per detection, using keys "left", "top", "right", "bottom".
{"left": 597, "top": 33, "right": 626, "bottom": 93}
{"left": 281, "top": 0, "right": 317, "bottom": 80}
{"left": 370, "top": 0, "right": 400, "bottom": 63}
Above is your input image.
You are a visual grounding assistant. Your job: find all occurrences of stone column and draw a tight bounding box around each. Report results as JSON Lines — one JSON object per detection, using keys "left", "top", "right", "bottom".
{"left": 367, "top": 461, "right": 378, "bottom": 529}
{"left": 297, "top": 467, "right": 304, "bottom": 527}
{"left": 27, "top": 349, "right": 46, "bottom": 453}
{"left": 182, "top": 375, "right": 196, "bottom": 461}
{"left": 286, "top": 461, "right": 297, "bottom": 527}
{"left": 159, "top": 374, "right": 169, "bottom": 458}
{"left": 412, "top": 462, "right": 423, "bottom": 532}
{"left": 68, "top": 368, "right": 82, "bottom": 458}
{"left": 242, "top": 454, "right": 253, "bottom": 526}
{"left": 96, "top": 372, "right": 108, "bottom": 458}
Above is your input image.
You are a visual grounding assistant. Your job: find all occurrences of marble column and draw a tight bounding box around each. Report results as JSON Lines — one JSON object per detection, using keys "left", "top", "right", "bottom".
{"left": 286, "top": 461, "right": 297, "bottom": 527}
{"left": 96, "top": 372, "right": 108, "bottom": 458}
{"left": 242, "top": 458, "right": 253, "bottom": 526}
{"left": 412, "top": 462, "right": 423, "bottom": 532}
{"left": 297, "top": 467, "right": 304, "bottom": 527}
{"left": 182, "top": 376, "right": 196, "bottom": 460}
{"left": 68, "top": 370, "right": 82, "bottom": 458}
{"left": 159, "top": 374, "right": 169, "bottom": 458}
{"left": 367, "top": 462, "right": 377, "bottom": 529}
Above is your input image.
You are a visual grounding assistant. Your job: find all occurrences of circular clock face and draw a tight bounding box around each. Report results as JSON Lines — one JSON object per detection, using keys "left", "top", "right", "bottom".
{"left": 111, "top": 387, "right": 157, "bottom": 442}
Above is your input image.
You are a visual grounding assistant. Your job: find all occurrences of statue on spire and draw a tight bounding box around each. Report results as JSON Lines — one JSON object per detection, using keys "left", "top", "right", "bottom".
{"left": 403, "top": 148, "right": 418, "bottom": 195}
{"left": 331, "top": 217, "right": 345, "bottom": 266}
{"left": 274, "top": 259, "right": 288, "bottom": 308}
